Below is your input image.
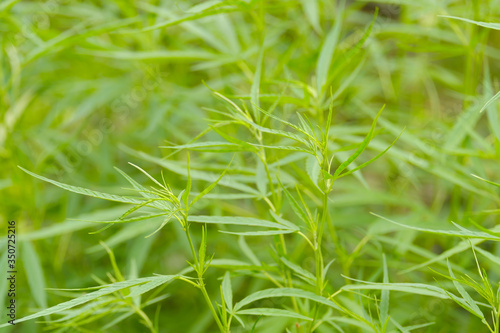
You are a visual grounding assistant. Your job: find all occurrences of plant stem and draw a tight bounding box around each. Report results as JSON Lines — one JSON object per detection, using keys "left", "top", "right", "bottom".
{"left": 258, "top": 146, "right": 300, "bottom": 314}
{"left": 315, "top": 189, "right": 329, "bottom": 295}
{"left": 184, "top": 221, "right": 226, "bottom": 333}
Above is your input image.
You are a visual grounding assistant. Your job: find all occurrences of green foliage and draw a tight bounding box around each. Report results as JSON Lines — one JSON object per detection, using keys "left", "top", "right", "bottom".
{"left": 2, "top": 0, "right": 500, "bottom": 332}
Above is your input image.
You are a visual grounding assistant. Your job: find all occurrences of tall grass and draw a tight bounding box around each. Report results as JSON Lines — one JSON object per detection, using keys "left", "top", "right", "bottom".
{"left": 2, "top": 0, "right": 500, "bottom": 332}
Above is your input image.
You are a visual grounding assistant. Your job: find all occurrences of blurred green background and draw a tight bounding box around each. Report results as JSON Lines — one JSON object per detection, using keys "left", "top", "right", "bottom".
{"left": 1, "top": 0, "right": 500, "bottom": 332}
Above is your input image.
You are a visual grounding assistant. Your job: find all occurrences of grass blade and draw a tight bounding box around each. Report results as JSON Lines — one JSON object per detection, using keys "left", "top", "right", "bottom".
{"left": 187, "top": 216, "right": 289, "bottom": 229}
{"left": 22, "top": 241, "right": 47, "bottom": 310}
{"left": 222, "top": 272, "right": 233, "bottom": 311}
{"left": 234, "top": 288, "right": 342, "bottom": 312}
{"left": 19, "top": 167, "right": 144, "bottom": 205}
{"left": 316, "top": 1, "right": 344, "bottom": 94}
{"left": 372, "top": 213, "right": 500, "bottom": 240}
{"left": 332, "top": 105, "right": 384, "bottom": 179}
{"left": 439, "top": 15, "right": 500, "bottom": 30}
{"left": 0, "top": 276, "right": 175, "bottom": 327}
{"left": 236, "top": 308, "right": 312, "bottom": 321}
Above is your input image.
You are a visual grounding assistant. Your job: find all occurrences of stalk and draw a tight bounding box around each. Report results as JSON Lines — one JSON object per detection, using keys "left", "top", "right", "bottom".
{"left": 316, "top": 190, "right": 329, "bottom": 295}
{"left": 183, "top": 220, "right": 226, "bottom": 333}
{"left": 256, "top": 131, "right": 300, "bottom": 315}
{"left": 309, "top": 153, "right": 331, "bottom": 332}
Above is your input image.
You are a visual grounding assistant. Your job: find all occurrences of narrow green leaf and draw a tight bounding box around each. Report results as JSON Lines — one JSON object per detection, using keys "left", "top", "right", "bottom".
{"left": 300, "top": 0, "right": 321, "bottom": 34}
{"left": 121, "top": 147, "right": 260, "bottom": 195}
{"left": 19, "top": 167, "right": 143, "bottom": 205}
{"left": 161, "top": 141, "right": 241, "bottom": 151}
{"left": 323, "top": 259, "right": 335, "bottom": 282}
{"left": 142, "top": 5, "right": 241, "bottom": 32}
{"left": 71, "top": 212, "right": 171, "bottom": 224}
{"left": 220, "top": 230, "right": 296, "bottom": 236}
{"left": 78, "top": 50, "right": 219, "bottom": 61}
{"left": 183, "top": 153, "right": 192, "bottom": 209}
{"left": 25, "top": 18, "right": 141, "bottom": 65}
{"left": 100, "top": 241, "right": 125, "bottom": 282}
{"left": 253, "top": 104, "right": 316, "bottom": 141}
{"left": 306, "top": 155, "right": 321, "bottom": 190}
{"left": 188, "top": 216, "right": 287, "bottom": 229}
{"left": 222, "top": 272, "right": 233, "bottom": 311}
{"left": 115, "top": 167, "right": 157, "bottom": 200}
{"left": 332, "top": 105, "right": 384, "bottom": 179}
{"left": 401, "top": 237, "right": 486, "bottom": 274}
{"left": 342, "top": 282, "right": 449, "bottom": 299}
{"left": 234, "top": 288, "right": 342, "bottom": 312}
{"left": 316, "top": 2, "right": 343, "bottom": 94}
{"left": 0, "top": 276, "right": 170, "bottom": 327}
{"left": 445, "top": 290, "right": 485, "bottom": 320}
{"left": 446, "top": 261, "right": 483, "bottom": 318}
{"left": 439, "top": 15, "right": 500, "bottom": 30}
{"left": 211, "top": 126, "right": 259, "bottom": 152}
{"left": 144, "top": 212, "right": 176, "bottom": 238}
{"left": 251, "top": 46, "right": 264, "bottom": 121}
{"left": 199, "top": 225, "right": 207, "bottom": 270}
{"left": 335, "top": 128, "right": 403, "bottom": 180}
{"left": 279, "top": 182, "right": 310, "bottom": 227}
{"left": 269, "top": 210, "right": 299, "bottom": 230}
{"left": 473, "top": 246, "right": 500, "bottom": 268}
{"left": 248, "top": 143, "right": 311, "bottom": 153}
{"left": 322, "top": 170, "right": 334, "bottom": 180}
{"left": 191, "top": 167, "right": 229, "bottom": 207}
{"left": 0, "top": 0, "right": 21, "bottom": 12}
{"left": 0, "top": 251, "right": 8, "bottom": 313}
{"left": 237, "top": 308, "right": 313, "bottom": 321}
{"left": 482, "top": 62, "right": 500, "bottom": 142}
{"left": 209, "top": 259, "right": 256, "bottom": 270}
{"left": 380, "top": 254, "right": 389, "bottom": 325}
{"left": 373, "top": 213, "right": 500, "bottom": 241}
{"left": 119, "top": 199, "right": 167, "bottom": 220}
{"left": 128, "top": 163, "right": 168, "bottom": 191}
{"left": 468, "top": 219, "right": 500, "bottom": 238}
{"left": 479, "top": 90, "right": 500, "bottom": 114}
{"left": 126, "top": 275, "right": 177, "bottom": 298}
{"left": 256, "top": 159, "right": 267, "bottom": 196}
{"left": 443, "top": 100, "right": 484, "bottom": 150}
{"left": 242, "top": 122, "right": 311, "bottom": 147}
{"left": 280, "top": 257, "right": 316, "bottom": 286}
{"left": 238, "top": 236, "right": 261, "bottom": 266}
{"left": 22, "top": 241, "right": 47, "bottom": 310}
{"left": 471, "top": 174, "right": 500, "bottom": 188}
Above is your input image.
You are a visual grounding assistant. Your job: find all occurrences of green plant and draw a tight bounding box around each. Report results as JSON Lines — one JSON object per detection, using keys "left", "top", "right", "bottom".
{"left": 11, "top": 88, "right": 397, "bottom": 332}
{"left": 2, "top": 0, "right": 500, "bottom": 332}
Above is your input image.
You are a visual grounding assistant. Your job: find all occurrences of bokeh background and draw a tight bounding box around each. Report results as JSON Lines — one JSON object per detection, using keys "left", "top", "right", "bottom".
{"left": 1, "top": 0, "right": 500, "bottom": 332}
